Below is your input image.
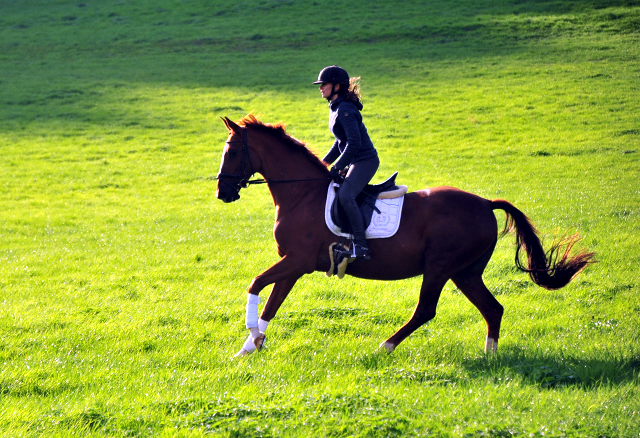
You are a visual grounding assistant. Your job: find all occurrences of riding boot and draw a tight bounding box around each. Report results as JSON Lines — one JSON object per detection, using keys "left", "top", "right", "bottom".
{"left": 351, "top": 231, "right": 371, "bottom": 261}
{"left": 343, "top": 195, "right": 370, "bottom": 261}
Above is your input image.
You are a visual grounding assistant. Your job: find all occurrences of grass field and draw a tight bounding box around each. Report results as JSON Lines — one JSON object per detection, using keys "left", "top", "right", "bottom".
{"left": 1, "top": 0, "right": 639, "bottom": 436}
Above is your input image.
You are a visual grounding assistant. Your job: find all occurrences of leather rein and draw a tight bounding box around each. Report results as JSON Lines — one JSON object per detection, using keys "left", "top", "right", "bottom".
{"left": 215, "top": 127, "right": 330, "bottom": 191}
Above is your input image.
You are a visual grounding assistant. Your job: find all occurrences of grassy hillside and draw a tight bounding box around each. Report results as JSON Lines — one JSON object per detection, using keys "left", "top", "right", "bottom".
{"left": 1, "top": 0, "right": 639, "bottom": 436}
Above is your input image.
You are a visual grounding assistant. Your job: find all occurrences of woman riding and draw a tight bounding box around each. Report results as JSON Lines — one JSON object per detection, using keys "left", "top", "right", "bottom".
{"left": 314, "top": 65, "right": 379, "bottom": 261}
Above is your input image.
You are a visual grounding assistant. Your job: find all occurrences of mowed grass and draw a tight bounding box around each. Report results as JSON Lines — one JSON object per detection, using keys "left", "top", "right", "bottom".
{"left": 1, "top": 0, "right": 639, "bottom": 436}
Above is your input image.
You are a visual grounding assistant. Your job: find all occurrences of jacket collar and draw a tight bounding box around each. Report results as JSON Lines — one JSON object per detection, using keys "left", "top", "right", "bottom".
{"left": 329, "top": 96, "right": 363, "bottom": 111}
{"left": 329, "top": 96, "right": 345, "bottom": 110}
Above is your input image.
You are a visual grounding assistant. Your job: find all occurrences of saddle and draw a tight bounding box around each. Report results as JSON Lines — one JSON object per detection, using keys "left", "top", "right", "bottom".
{"left": 325, "top": 172, "right": 407, "bottom": 278}
{"left": 330, "top": 172, "right": 406, "bottom": 234}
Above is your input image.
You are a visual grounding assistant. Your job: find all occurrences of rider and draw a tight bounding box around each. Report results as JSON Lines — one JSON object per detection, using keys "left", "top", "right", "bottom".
{"left": 314, "top": 65, "right": 379, "bottom": 260}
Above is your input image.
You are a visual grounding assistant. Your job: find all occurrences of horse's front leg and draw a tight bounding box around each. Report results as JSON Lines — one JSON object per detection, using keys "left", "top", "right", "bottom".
{"left": 235, "top": 255, "right": 309, "bottom": 357}
{"left": 236, "top": 278, "right": 299, "bottom": 357}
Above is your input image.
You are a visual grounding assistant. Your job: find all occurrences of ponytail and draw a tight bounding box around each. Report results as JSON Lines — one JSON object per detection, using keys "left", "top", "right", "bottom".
{"left": 346, "top": 76, "right": 362, "bottom": 104}
{"left": 338, "top": 76, "right": 362, "bottom": 104}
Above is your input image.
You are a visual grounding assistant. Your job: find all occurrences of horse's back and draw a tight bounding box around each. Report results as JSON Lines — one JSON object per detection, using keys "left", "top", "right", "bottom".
{"left": 407, "top": 185, "right": 497, "bottom": 231}
{"left": 401, "top": 186, "right": 498, "bottom": 256}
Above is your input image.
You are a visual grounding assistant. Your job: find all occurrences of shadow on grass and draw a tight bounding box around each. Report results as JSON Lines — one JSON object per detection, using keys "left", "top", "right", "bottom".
{"left": 461, "top": 345, "right": 640, "bottom": 388}
{"left": 2, "top": 0, "right": 638, "bottom": 137}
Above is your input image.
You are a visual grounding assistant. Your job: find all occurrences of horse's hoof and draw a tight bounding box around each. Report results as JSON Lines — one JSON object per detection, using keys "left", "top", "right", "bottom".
{"left": 379, "top": 341, "right": 395, "bottom": 353}
{"left": 234, "top": 348, "right": 250, "bottom": 358}
{"left": 253, "top": 333, "right": 266, "bottom": 351}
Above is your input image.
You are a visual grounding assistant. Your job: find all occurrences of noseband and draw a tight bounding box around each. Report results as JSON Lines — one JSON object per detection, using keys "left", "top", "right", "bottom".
{"left": 216, "top": 127, "right": 255, "bottom": 192}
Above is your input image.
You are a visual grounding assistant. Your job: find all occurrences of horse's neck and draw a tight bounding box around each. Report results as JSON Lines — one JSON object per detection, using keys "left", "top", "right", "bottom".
{"left": 255, "top": 139, "right": 327, "bottom": 212}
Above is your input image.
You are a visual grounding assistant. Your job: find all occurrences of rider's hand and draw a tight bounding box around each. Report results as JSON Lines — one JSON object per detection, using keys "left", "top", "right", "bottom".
{"left": 329, "top": 167, "right": 340, "bottom": 180}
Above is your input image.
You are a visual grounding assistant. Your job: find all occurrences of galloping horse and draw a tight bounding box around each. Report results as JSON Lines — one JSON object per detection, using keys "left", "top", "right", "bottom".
{"left": 216, "top": 115, "right": 595, "bottom": 356}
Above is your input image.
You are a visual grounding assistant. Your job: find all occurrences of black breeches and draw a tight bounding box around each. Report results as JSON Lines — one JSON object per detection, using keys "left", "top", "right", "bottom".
{"left": 337, "top": 155, "right": 380, "bottom": 246}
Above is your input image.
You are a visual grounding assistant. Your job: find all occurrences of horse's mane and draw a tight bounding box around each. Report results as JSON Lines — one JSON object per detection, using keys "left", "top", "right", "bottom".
{"left": 237, "top": 115, "right": 328, "bottom": 174}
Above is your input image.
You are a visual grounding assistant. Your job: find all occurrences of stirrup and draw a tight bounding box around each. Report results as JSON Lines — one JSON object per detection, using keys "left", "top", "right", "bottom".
{"left": 351, "top": 243, "right": 371, "bottom": 261}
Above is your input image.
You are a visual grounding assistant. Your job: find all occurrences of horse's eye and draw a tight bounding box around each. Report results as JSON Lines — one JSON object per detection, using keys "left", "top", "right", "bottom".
{"left": 228, "top": 149, "right": 238, "bottom": 157}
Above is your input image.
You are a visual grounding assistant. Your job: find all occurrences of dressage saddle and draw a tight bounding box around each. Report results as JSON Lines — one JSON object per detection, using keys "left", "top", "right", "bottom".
{"left": 330, "top": 172, "right": 402, "bottom": 235}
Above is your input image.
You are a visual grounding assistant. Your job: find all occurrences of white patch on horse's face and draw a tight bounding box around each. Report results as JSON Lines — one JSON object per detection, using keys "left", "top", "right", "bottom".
{"left": 216, "top": 140, "right": 243, "bottom": 203}
{"left": 219, "top": 143, "right": 230, "bottom": 175}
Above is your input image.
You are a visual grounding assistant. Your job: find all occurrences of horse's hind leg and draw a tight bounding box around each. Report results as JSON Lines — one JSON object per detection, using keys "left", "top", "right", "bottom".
{"left": 451, "top": 274, "right": 503, "bottom": 353}
{"left": 381, "top": 272, "right": 449, "bottom": 353}
{"left": 451, "top": 242, "right": 504, "bottom": 353}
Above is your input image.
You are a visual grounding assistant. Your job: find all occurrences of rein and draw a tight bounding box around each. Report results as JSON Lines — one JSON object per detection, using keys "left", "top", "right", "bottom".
{"left": 216, "top": 126, "right": 329, "bottom": 189}
{"left": 242, "top": 177, "right": 330, "bottom": 185}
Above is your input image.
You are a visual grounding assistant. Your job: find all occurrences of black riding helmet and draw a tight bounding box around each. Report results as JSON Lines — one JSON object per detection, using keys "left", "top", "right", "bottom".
{"left": 313, "top": 65, "right": 350, "bottom": 85}
{"left": 313, "top": 65, "right": 350, "bottom": 101}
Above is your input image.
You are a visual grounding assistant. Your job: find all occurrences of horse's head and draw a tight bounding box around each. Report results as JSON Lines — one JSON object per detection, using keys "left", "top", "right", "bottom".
{"left": 216, "top": 117, "right": 255, "bottom": 203}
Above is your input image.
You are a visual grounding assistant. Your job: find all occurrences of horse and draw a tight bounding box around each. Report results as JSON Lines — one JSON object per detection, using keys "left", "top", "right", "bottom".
{"left": 216, "top": 115, "right": 595, "bottom": 357}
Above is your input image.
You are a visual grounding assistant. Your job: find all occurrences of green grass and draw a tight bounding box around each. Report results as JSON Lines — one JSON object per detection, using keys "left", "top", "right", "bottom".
{"left": 1, "top": 0, "right": 639, "bottom": 436}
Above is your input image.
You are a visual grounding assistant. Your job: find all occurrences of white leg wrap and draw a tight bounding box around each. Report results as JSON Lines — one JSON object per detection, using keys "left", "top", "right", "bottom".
{"left": 241, "top": 334, "right": 256, "bottom": 354}
{"left": 236, "top": 301, "right": 270, "bottom": 358}
{"left": 245, "top": 294, "right": 260, "bottom": 329}
{"left": 485, "top": 337, "right": 498, "bottom": 353}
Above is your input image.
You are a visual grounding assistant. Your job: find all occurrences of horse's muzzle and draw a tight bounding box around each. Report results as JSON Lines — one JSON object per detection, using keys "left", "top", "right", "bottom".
{"left": 217, "top": 188, "right": 240, "bottom": 203}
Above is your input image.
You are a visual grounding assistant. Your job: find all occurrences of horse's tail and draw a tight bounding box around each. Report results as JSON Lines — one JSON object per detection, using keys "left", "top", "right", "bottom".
{"left": 491, "top": 199, "right": 596, "bottom": 290}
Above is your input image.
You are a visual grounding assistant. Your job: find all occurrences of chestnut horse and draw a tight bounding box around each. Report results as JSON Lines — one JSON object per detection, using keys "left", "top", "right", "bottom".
{"left": 216, "top": 115, "right": 595, "bottom": 357}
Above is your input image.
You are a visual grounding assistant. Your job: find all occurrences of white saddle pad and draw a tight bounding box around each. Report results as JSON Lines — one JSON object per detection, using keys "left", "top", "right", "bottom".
{"left": 325, "top": 183, "right": 404, "bottom": 239}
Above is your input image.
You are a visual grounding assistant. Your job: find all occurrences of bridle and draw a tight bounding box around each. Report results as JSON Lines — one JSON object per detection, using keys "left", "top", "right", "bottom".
{"left": 215, "top": 126, "right": 330, "bottom": 192}
{"left": 216, "top": 127, "right": 256, "bottom": 192}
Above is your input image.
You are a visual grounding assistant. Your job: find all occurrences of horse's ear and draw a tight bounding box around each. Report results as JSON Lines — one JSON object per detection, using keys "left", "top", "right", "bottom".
{"left": 221, "top": 116, "right": 241, "bottom": 133}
